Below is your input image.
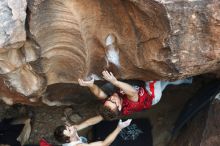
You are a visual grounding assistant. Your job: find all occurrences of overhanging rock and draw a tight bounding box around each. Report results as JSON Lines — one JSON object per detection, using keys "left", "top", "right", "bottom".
{"left": 0, "top": 0, "right": 219, "bottom": 104}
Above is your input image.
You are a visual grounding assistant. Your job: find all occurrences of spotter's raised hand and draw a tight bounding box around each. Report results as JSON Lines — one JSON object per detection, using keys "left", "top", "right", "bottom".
{"left": 118, "top": 119, "right": 132, "bottom": 129}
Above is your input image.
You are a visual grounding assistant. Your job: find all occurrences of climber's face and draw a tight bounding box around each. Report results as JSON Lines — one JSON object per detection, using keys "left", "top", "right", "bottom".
{"left": 104, "top": 93, "right": 122, "bottom": 111}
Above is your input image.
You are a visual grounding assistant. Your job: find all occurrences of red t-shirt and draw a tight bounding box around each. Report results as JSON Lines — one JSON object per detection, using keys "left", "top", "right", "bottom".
{"left": 119, "top": 82, "right": 156, "bottom": 115}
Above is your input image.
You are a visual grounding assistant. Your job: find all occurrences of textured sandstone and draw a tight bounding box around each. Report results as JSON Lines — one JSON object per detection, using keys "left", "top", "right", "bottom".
{"left": 0, "top": 0, "right": 26, "bottom": 50}
{"left": 155, "top": 0, "right": 220, "bottom": 78}
{"left": 0, "top": 1, "right": 219, "bottom": 145}
{"left": 0, "top": 0, "right": 219, "bottom": 105}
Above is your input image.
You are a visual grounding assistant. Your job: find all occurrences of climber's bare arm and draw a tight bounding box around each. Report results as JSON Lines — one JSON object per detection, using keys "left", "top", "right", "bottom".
{"left": 102, "top": 71, "right": 138, "bottom": 102}
{"left": 78, "top": 78, "right": 107, "bottom": 100}
{"left": 74, "top": 115, "right": 103, "bottom": 131}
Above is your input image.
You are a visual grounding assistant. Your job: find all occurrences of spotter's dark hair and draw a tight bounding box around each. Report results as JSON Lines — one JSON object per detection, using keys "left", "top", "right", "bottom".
{"left": 54, "top": 125, "right": 70, "bottom": 144}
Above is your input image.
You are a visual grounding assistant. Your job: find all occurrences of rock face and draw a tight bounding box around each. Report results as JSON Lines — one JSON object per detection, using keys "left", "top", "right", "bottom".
{"left": 170, "top": 99, "right": 220, "bottom": 146}
{"left": 0, "top": 0, "right": 219, "bottom": 104}
{"left": 28, "top": 0, "right": 171, "bottom": 85}
{"left": 0, "top": 0, "right": 26, "bottom": 49}
{"left": 155, "top": 0, "right": 220, "bottom": 77}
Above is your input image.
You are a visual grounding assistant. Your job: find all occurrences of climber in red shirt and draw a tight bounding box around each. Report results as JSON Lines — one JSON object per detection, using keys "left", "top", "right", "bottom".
{"left": 78, "top": 70, "right": 192, "bottom": 121}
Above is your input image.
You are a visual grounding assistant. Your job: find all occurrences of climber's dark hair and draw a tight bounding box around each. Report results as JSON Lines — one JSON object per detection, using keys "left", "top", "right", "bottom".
{"left": 99, "top": 104, "right": 120, "bottom": 120}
